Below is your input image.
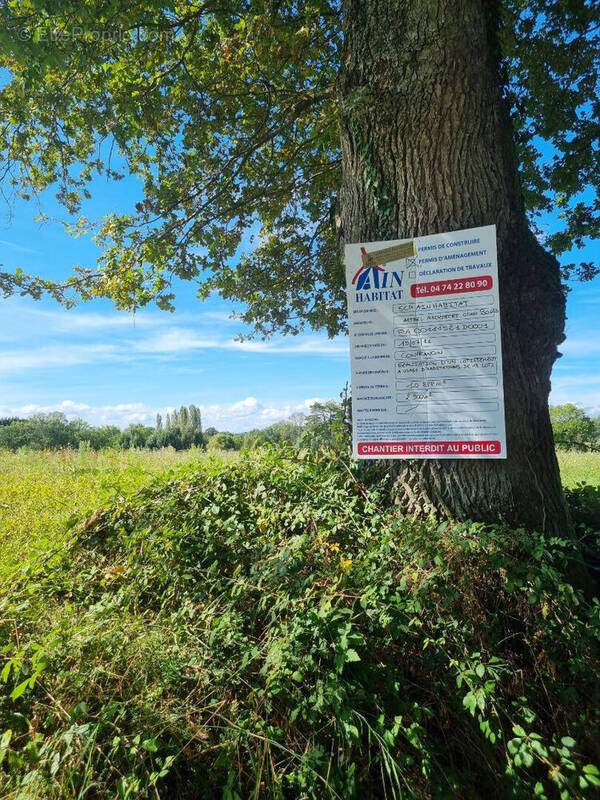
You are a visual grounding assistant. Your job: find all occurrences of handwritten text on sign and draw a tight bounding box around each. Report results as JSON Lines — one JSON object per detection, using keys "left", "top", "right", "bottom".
{"left": 345, "top": 225, "right": 507, "bottom": 460}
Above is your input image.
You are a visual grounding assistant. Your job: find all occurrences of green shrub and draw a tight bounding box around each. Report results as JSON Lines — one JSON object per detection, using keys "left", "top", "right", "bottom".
{"left": 1, "top": 449, "right": 599, "bottom": 799}
{"left": 564, "top": 482, "right": 600, "bottom": 579}
{"left": 206, "top": 431, "right": 238, "bottom": 451}
{"left": 565, "top": 483, "right": 600, "bottom": 532}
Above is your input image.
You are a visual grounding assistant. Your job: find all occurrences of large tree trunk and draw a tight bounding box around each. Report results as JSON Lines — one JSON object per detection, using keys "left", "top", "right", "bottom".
{"left": 337, "top": 0, "right": 569, "bottom": 533}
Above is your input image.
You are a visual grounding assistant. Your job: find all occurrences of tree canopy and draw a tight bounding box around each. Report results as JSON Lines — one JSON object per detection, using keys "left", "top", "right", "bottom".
{"left": 550, "top": 402, "right": 597, "bottom": 450}
{"left": 0, "top": 0, "right": 598, "bottom": 337}
{"left": 0, "top": 411, "right": 120, "bottom": 449}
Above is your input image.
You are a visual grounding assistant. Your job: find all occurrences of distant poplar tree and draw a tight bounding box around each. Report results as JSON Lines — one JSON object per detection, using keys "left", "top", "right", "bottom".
{"left": 179, "top": 406, "right": 189, "bottom": 430}
{"left": 147, "top": 404, "right": 204, "bottom": 450}
{"left": 189, "top": 405, "right": 201, "bottom": 435}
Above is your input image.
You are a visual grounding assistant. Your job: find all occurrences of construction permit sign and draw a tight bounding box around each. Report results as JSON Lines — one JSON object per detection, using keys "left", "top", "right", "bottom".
{"left": 345, "top": 224, "right": 507, "bottom": 459}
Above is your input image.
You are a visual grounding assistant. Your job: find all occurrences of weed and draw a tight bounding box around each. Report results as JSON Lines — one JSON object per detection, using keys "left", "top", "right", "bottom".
{"left": 0, "top": 447, "right": 598, "bottom": 798}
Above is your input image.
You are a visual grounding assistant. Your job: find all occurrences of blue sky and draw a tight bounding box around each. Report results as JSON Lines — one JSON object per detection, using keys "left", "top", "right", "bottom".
{"left": 0, "top": 172, "right": 352, "bottom": 431}
{"left": 0, "top": 169, "right": 599, "bottom": 431}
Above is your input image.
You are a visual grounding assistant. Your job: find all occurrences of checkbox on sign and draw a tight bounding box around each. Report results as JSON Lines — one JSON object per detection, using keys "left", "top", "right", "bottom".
{"left": 409, "top": 270, "right": 416, "bottom": 279}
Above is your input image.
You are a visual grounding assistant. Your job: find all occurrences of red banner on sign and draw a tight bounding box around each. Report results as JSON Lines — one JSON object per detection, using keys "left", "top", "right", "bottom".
{"left": 411, "top": 275, "right": 493, "bottom": 298}
{"left": 357, "top": 441, "right": 501, "bottom": 456}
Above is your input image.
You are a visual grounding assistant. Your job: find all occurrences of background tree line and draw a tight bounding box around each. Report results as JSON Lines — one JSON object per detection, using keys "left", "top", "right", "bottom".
{"left": 549, "top": 404, "right": 600, "bottom": 452}
{"left": 0, "top": 400, "right": 351, "bottom": 452}
{"left": 0, "top": 401, "right": 597, "bottom": 453}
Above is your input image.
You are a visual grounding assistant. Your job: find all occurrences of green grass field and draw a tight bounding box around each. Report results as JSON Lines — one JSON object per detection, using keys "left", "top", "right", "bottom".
{"left": 555, "top": 449, "right": 600, "bottom": 487}
{"left": 1, "top": 447, "right": 597, "bottom": 582}
{"left": 0, "top": 447, "right": 237, "bottom": 580}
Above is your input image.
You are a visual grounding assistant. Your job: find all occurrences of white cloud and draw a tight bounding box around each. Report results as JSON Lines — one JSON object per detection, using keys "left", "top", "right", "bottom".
{"left": 22, "top": 308, "right": 239, "bottom": 333}
{"left": 550, "top": 372, "right": 600, "bottom": 416}
{"left": 229, "top": 396, "right": 261, "bottom": 414}
{"left": 559, "top": 337, "right": 600, "bottom": 357}
{"left": 35, "top": 310, "right": 144, "bottom": 331}
{"left": 133, "top": 329, "right": 219, "bottom": 353}
{"left": 0, "top": 343, "right": 120, "bottom": 372}
{"left": 198, "top": 396, "right": 326, "bottom": 431}
{"left": 0, "top": 396, "right": 332, "bottom": 432}
{"left": 132, "top": 328, "right": 348, "bottom": 357}
{"left": 228, "top": 338, "right": 348, "bottom": 355}
{"left": 0, "top": 326, "right": 348, "bottom": 374}
{"left": 0, "top": 238, "right": 43, "bottom": 255}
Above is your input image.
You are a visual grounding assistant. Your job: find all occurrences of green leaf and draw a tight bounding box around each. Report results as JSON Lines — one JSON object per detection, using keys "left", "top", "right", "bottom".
{"left": 508, "top": 738, "right": 520, "bottom": 755}
{"left": 10, "top": 678, "right": 30, "bottom": 701}
{"left": 583, "top": 764, "right": 600, "bottom": 776}
{"left": 530, "top": 740, "right": 548, "bottom": 758}
{"left": 462, "top": 692, "right": 476, "bottom": 716}
{"left": 341, "top": 721, "right": 359, "bottom": 741}
{"left": 560, "top": 736, "right": 575, "bottom": 749}
{"left": 50, "top": 750, "right": 61, "bottom": 777}
{"left": 521, "top": 750, "right": 534, "bottom": 768}
{"left": 141, "top": 738, "right": 159, "bottom": 753}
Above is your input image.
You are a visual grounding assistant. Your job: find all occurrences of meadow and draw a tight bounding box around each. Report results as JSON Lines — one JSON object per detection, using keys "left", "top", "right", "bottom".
{"left": 0, "top": 447, "right": 598, "bottom": 582}
{"left": 555, "top": 449, "right": 600, "bottom": 487}
{"left": 0, "top": 447, "right": 237, "bottom": 581}
{"left": 0, "top": 446, "right": 599, "bottom": 799}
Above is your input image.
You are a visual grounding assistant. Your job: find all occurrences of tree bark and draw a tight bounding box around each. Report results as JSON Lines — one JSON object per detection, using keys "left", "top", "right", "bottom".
{"left": 337, "top": 0, "right": 569, "bottom": 533}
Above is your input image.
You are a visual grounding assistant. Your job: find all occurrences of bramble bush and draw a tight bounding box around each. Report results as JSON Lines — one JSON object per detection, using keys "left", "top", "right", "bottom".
{"left": 564, "top": 482, "right": 600, "bottom": 580}
{"left": 565, "top": 483, "right": 600, "bottom": 532}
{"left": 1, "top": 447, "right": 599, "bottom": 799}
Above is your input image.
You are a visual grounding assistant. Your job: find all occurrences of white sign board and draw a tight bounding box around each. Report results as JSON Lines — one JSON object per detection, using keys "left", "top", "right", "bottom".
{"left": 345, "top": 225, "right": 506, "bottom": 459}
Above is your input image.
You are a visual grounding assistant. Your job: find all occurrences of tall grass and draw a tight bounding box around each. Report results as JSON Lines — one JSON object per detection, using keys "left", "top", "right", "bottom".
{"left": 0, "top": 447, "right": 236, "bottom": 580}
{"left": 556, "top": 449, "right": 600, "bottom": 487}
{"left": 1, "top": 447, "right": 597, "bottom": 582}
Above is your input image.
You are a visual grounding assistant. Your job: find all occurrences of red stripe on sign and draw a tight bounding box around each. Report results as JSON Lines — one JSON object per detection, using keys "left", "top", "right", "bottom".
{"left": 357, "top": 441, "right": 501, "bottom": 456}
{"left": 411, "top": 275, "right": 493, "bottom": 298}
